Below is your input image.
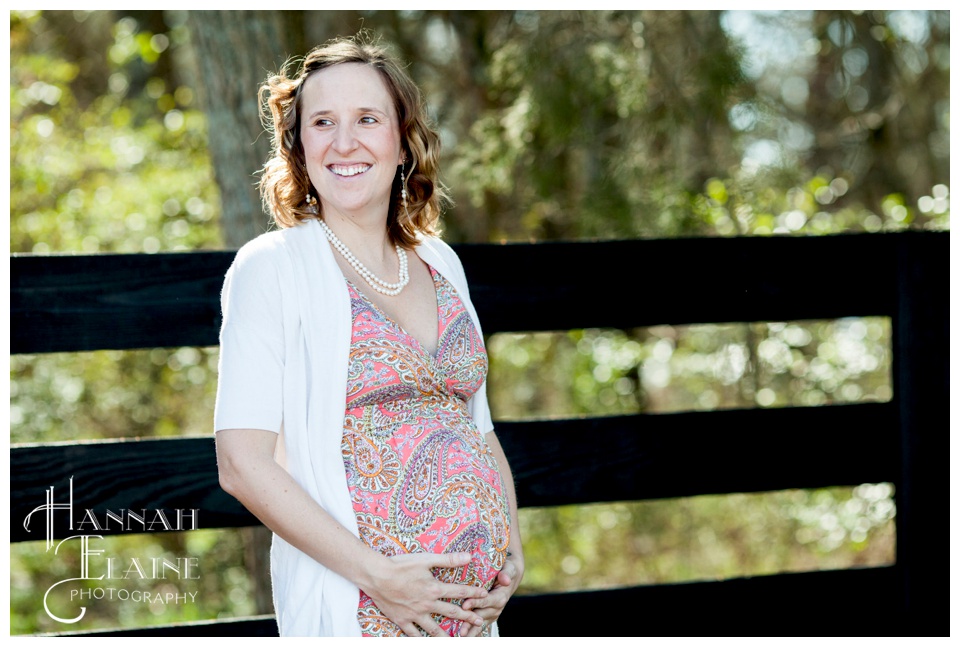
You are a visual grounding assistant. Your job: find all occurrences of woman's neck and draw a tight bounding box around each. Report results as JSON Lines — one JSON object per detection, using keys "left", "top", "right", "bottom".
{"left": 321, "top": 210, "right": 395, "bottom": 265}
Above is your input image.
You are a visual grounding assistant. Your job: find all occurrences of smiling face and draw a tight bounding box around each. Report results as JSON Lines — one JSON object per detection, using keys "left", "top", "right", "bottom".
{"left": 299, "top": 62, "right": 404, "bottom": 223}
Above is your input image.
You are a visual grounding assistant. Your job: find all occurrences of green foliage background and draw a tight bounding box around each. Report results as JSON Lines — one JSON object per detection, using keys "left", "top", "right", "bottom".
{"left": 10, "top": 9, "right": 948, "bottom": 634}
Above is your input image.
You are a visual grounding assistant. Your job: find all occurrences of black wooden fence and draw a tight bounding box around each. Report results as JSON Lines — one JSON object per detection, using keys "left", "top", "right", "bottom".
{"left": 10, "top": 231, "right": 948, "bottom": 636}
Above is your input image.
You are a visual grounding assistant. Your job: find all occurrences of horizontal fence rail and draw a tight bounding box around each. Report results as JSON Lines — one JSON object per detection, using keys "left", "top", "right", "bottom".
{"left": 46, "top": 566, "right": 902, "bottom": 637}
{"left": 11, "top": 232, "right": 928, "bottom": 355}
{"left": 10, "top": 231, "right": 948, "bottom": 636}
{"left": 10, "top": 401, "right": 900, "bottom": 543}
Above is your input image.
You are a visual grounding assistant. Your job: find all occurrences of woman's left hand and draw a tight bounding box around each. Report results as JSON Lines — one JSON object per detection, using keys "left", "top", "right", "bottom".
{"left": 458, "top": 552, "right": 524, "bottom": 637}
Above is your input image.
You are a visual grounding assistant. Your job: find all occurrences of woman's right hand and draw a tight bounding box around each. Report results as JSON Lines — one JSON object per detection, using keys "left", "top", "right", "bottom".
{"left": 362, "top": 551, "right": 488, "bottom": 637}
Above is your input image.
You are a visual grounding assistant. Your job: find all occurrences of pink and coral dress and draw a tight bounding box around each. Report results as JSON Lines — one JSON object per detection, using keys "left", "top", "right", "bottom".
{"left": 339, "top": 265, "right": 511, "bottom": 637}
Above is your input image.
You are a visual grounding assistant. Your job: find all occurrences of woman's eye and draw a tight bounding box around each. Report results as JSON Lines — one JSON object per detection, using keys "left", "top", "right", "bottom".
{"left": 314, "top": 118, "right": 332, "bottom": 127}
{"left": 360, "top": 116, "right": 378, "bottom": 124}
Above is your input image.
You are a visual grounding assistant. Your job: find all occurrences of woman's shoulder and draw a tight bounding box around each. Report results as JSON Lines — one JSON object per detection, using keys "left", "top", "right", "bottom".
{"left": 231, "top": 222, "right": 317, "bottom": 270}
{"left": 416, "top": 234, "right": 471, "bottom": 291}
{"left": 416, "top": 234, "right": 460, "bottom": 264}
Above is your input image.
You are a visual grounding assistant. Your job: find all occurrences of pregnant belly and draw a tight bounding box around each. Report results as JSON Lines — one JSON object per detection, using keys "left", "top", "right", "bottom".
{"left": 341, "top": 398, "right": 511, "bottom": 637}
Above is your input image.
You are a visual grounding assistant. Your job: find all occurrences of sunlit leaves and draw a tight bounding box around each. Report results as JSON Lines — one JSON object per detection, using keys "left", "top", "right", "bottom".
{"left": 518, "top": 487, "right": 895, "bottom": 594}
{"left": 10, "top": 11, "right": 222, "bottom": 255}
{"left": 10, "top": 347, "right": 220, "bottom": 443}
{"left": 10, "top": 529, "right": 255, "bottom": 635}
{"left": 692, "top": 173, "right": 946, "bottom": 237}
{"left": 488, "top": 317, "right": 891, "bottom": 421}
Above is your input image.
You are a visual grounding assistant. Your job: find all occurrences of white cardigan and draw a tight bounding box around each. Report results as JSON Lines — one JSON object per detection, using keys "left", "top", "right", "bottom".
{"left": 214, "top": 219, "right": 495, "bottom": 636}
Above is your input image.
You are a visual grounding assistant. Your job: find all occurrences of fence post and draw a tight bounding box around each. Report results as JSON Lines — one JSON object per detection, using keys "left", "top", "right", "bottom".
{"left": 893, "top": 231, "right": 949, "bottom": 635}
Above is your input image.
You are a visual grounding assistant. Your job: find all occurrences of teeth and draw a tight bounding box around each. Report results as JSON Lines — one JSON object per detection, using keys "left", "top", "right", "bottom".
{"left": 330, "top": 164, "right": 370, "bottom": 177}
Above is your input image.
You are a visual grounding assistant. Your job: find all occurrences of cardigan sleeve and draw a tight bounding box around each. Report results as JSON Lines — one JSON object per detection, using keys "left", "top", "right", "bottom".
{"left": 214, "top": 240, "right": 286, "bottom": 434}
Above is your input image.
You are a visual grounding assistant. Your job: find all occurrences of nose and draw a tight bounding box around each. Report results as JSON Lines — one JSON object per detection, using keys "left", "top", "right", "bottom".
{"left": 332, "top": 122, "right": 358, "bottom": 154}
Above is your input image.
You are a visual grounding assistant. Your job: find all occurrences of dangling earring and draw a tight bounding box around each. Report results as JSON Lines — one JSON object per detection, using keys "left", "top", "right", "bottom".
{"left": 400, "top": 161, "right": 409, "bottom": 219}
{"left": 305, "top": 193, "right": 319, "bottom": 215}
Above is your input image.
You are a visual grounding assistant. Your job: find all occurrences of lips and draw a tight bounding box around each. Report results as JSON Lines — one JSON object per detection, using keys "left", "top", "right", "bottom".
{"left": 329, "top": 163, "right": 371, "bottom": 177}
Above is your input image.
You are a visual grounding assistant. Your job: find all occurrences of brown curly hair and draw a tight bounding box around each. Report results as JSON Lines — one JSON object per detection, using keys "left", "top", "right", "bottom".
{"left": 258, "top": 35, "right": 447, "bottom": 248}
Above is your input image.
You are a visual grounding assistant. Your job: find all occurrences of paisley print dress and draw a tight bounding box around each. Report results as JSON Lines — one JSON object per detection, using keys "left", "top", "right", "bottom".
{"left": 340, "top": 265, "right": 511, "bottom": 637}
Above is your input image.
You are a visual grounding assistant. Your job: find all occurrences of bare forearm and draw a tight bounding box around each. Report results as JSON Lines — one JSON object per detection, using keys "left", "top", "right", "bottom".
{"left": 216, "top": 428, "right": 384, "bottom": 590}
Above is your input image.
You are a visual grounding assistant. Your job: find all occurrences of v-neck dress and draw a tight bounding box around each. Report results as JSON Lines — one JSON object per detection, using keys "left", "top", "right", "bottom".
{"left": 339, "top": 266, "right": 510, "bottom": 637}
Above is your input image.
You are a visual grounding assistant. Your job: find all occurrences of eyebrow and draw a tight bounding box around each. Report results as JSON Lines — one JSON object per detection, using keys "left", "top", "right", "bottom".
{"left": 307, "top": 107, "right": 389, "bottom": 120}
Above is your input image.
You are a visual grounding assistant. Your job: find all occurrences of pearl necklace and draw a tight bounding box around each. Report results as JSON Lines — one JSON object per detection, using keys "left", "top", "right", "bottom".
{"left": 318, "top": 220, "right": 410, "bottom": 296}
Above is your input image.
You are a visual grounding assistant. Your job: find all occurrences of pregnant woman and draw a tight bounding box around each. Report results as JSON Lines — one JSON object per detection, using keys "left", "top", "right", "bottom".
{"left": 213, "top": 35, "right": 524, "bottom": 637}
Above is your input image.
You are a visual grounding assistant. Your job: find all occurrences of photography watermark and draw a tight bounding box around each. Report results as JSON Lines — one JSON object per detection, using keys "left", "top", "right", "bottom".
{"left": 22, "top": 477, "right": 201, "bottom": 624}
